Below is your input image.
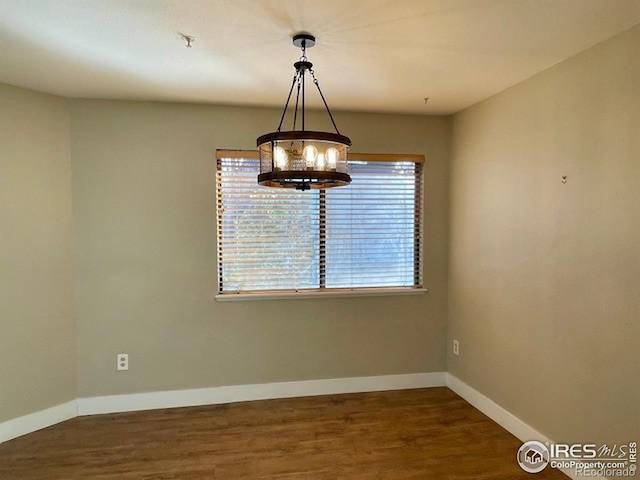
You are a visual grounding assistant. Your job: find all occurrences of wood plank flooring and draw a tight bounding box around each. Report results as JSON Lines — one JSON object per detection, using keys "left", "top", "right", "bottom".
{"left": 0, "top": 388, "right": 566, "bottom": 479}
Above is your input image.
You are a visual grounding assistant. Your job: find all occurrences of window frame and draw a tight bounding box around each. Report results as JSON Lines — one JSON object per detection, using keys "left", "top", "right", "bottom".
{"left": 215, "top": 149, "right": 427, "bottom": 301}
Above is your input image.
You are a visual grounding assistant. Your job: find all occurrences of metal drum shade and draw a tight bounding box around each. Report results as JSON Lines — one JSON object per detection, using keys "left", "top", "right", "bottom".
{"left": 257, "top": 130, "right": 352, "bottom": 190}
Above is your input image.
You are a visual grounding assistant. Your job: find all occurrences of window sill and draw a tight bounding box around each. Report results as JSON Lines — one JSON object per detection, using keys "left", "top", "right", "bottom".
{"left": 215, "top": 287, "right": 429, "bottom": 302}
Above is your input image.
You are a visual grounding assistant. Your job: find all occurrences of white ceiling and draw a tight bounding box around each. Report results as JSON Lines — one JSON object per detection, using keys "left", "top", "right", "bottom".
{"left": 0, "top": 0, "right": 639, "bottom": 114}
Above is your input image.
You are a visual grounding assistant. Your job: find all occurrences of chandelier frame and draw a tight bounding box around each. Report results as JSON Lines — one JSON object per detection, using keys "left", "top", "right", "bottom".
{"left": 256, "top": 33, "right": 352, "bottom": 191}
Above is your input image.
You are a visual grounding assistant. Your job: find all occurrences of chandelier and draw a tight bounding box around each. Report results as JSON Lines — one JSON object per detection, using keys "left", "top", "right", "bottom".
{"left": 257, "top": 33, "right": 351, "bottom": 190}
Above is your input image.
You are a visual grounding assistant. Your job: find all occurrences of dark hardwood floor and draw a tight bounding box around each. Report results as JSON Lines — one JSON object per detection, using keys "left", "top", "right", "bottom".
{"left": 0, "top": 388, "right": 566, "bottom": 479}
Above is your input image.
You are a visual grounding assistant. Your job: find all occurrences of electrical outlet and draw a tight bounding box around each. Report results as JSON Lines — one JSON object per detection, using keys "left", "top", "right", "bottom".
{"left": 117, "top": 353, "right": 129, "bottom": 371}
{"left": 453, "top": 339, "right": 460, "bottom": 356}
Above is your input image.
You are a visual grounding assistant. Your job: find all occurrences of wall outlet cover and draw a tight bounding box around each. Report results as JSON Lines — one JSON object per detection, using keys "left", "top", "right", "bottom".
{"left": 116, "top": 353, "right": 129, "bottom": 371}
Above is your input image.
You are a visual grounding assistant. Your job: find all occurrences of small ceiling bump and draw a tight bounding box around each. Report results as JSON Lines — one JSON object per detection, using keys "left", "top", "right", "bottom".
{"left": 178, "top": 33, "right": 195, "bottom": 48}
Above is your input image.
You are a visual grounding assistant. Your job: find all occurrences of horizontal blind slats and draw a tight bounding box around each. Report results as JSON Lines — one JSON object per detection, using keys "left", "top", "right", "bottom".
{"left": 216, "top": 157, "right": 422, "bottom": 293}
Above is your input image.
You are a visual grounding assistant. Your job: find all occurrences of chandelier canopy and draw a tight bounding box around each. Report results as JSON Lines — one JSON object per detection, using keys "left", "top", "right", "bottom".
{"left": 257, "top": 33, "right": 352, "bottom": 190}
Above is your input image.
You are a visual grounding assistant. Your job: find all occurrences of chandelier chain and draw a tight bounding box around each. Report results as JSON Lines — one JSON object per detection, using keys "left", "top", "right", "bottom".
{"left": 301, "top": 61, "right": 306, "bottom": 131}
{"left": 277, "top": 72, "right": 299, "bottom": 132}
{"left": 292, "top": 71, "right": 302, "bottom": 130}
{"left": 309, "top": 69, "right": 341, "bottom": 135}
{"left": 276, "top": 36, "right": 342, "bottom": 136}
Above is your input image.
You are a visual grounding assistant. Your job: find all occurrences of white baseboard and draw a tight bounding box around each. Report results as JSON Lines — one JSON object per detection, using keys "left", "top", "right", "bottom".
{"left": 446, "top": 374, "right": 605, "bottom": 480}
{"left": 0, "top": 400, "right": 78, "bottom": 444}
{"left": 446, "top": 374, "right": 549, "bottom": 442}
{"left": 77, "top": 372, "right": 447, "bottom": 415}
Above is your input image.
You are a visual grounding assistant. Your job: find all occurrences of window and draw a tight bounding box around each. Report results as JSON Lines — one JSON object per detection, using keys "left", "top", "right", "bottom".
{"left": 216, "top": 150, "right": 424, "bottom": 297}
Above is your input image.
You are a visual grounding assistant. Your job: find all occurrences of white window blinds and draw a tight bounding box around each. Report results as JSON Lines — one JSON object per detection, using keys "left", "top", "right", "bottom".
{"left": 216, "top": 151, "right": 423, "bottom": 295}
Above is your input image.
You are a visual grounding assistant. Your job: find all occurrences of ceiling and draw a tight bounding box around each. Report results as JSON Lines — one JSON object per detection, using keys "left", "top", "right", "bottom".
{"left": 1, "top": 0, "right": 639, "bottom": 114}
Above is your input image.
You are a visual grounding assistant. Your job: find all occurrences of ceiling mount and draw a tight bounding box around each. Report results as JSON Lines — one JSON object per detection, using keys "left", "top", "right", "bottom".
{"left": 292, "top": 33, "right": 316, "bottom": 49}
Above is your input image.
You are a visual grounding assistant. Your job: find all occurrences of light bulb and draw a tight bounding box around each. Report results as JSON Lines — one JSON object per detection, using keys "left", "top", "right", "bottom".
{"left": 326, "top": 147, "right": 338, "bottom": 170}
{"left": 303, "top": 145, "right": 318, "bottom": 169}
{"left": 274, "top": 146, "right": 288, "bottom": 170}
{"left": 316, "top": 152, "right": 326, "bottom": 170}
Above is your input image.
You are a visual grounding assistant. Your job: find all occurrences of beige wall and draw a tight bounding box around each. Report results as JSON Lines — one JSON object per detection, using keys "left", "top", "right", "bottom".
{"left": 0, "top": 84, "right": 76, "bottom": 421}
{"left": 449, "top": 25, "right": 640, "bottom": 444}
{"left": 69, "top": 101, "right": 450, "bottom": 397}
